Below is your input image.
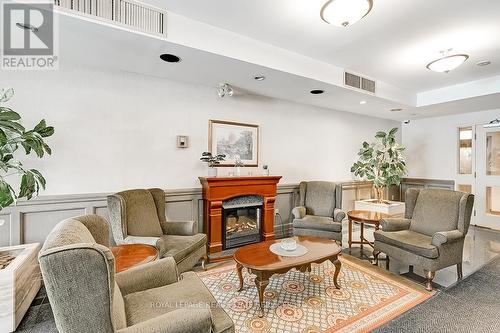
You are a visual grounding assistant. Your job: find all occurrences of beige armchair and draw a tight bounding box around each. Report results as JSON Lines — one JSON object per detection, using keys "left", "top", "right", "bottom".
{"left": 292, "top": 181, "right": 345, "bottom": 242}
{"left": 373, "top": 188, "right": 474, "bottom": 291}
{"left": 39, "top": 215, "right": 234, "bottom": 333}
{"left": 107, "top": 188, "right": 207, "bottom": 273}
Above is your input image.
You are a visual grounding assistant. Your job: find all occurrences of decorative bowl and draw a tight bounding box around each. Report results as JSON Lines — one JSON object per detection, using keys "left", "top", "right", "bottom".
{"left": 280, "top": 238, "right": 297, "bottom": 251}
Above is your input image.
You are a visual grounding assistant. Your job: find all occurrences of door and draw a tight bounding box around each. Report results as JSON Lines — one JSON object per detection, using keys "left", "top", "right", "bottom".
{"left": 456, "top": 126, "right": 475, "bottom": 222}
{"left": 475, "top": 125, "right": 500, "bottom": 229}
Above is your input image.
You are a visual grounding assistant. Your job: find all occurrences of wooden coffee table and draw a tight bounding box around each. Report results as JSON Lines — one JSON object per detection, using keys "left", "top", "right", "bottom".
{"left": 111, "top": 244, "right": 158, "bottom": 273}
{"left": 234, "top": 236, "right": 342, "bottom": 317}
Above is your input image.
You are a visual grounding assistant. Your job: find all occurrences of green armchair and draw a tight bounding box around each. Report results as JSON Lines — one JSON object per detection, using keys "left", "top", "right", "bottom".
{"left": 107, "top": 188, "right": 207, "bottom": 273}
{"left": 292, "top": 181, "right": 345, "bottom": 242}
{"left": 373, "top": 188, "right": 474, "bottom": 291}
{"left": 39, "top": 215, "right": 234, "bottom": 333}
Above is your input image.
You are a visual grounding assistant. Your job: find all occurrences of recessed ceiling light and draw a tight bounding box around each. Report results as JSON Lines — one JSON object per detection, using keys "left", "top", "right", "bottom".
{"left": 254, "top": 75, "right": 266, "bottom": 81}
{"left": 476, "top": 60, "right": 491, "bottom": 67}
{"left": 160, "top": 54, "right": 181, "bottom": 63}
{"left": 360, "top": 100, "right": 367, "bottom": 105}
{"left": 320, "top": 0, "right": 373, "bottom": 27}
{"left": 390, "top": 108, "right": 403, "bottom": 112}
{"left": 310, "top": 89, "right": 325, "bottom": 95}
{"left": 426, "top": 50, "right": 468, "bottom": 73}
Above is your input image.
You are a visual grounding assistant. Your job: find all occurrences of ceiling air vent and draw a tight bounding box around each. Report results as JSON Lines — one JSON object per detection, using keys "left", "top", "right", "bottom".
{"left": 344, "top": 71, "right": 376, "bottom": 94}
{"left": 54, "top": 0, "right": 167, "bottom": 37}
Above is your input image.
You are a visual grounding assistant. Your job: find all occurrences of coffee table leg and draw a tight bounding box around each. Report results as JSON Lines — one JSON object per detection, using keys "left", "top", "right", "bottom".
{"left": 255, "top": 273, "right": 269, "bottom": 317}
{"left": 360, "top": 222, "right": 364, "bottom": 250}
{"left": 348, "top": 219, "right": 353, "bottom": 250}
{"left": 332, "top": 257, "right": 341, "bottom": 289}
{"left": 236, "top": 263, "right": 244, "bottom": 292}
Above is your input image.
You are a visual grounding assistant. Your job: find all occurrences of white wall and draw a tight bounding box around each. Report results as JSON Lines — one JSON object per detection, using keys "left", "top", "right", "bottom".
{"left": 1, "top": 66, "right": 399, "bottom": 195}
{"left": 403, "top": 108, "right": 500, "bottom": 179}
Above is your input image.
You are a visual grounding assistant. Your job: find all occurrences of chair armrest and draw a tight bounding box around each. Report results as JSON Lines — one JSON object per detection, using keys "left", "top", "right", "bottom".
{"left": 160, "top": 221, "right": 197, "bottom": 236}
{"left": 292, "top": 206, "right": 306, "bottom": 219}
{"left": 334, "top": 208, "right": 346, "bottom": 222}
{"left": 115, "top": 257, "right": 178, "bottom": 296}
{"left": 379, "top": 218, "right": 411, "bottom": 231}
{"left": 117, "top": 308, "right": 212, "bottom": 333}
{"left": 432, "top": 230, "right": 464, "bottom": 247}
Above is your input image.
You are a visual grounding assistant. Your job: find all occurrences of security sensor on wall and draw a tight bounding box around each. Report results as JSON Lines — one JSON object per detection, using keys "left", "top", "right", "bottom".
{"left": 177, "top": 135, "right": 189, "bottom": 148}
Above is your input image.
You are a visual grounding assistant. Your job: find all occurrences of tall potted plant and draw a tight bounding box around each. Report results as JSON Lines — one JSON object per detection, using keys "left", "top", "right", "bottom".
{"left": 350, "top": 127, "right": 406, "bottom": 203}
{"left": 0, "top": 88, "right": 54, "bottom": 210}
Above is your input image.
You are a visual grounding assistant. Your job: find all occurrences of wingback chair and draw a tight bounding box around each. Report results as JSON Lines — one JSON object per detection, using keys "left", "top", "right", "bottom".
{"left": 107, "top": 188, "right": 207, "bottom": 273}
{"left": 292, "top": 181, "right": 346, "bottom": 242}
{"left": 373, "top": 188, "right": 474, "bottom": 291}
{"left": 39, "top": 215, "right": 234, "bottom": 333}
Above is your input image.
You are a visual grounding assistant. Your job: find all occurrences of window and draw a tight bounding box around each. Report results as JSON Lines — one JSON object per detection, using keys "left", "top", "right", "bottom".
{"left": 486, "top": 131, "right": 500, "bottom": 176}
{"left": 458, "top": 184, "right": 472, "bottom": 193}
{"left": 486, "top": 187, "right": 500, "bottom": 216}
{"left": 459, "top": 127, "right": 473, "bottom": 174}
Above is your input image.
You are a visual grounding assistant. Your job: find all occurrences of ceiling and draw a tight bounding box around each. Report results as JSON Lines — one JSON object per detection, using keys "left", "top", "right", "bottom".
{"left": 148, "top": 0, "right": 500, "bottom": 93}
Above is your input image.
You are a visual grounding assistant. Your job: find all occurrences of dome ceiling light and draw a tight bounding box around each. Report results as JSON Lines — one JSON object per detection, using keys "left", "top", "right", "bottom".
{"left": 320, "top": 0, "right": 373, "bottom": 27}
{"left": 426, "top": 49, "right": 469, "bottom": 73}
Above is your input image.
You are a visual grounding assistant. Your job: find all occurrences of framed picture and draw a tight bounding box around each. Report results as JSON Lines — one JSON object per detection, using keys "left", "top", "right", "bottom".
{"left": 209, "top": 120, "right": 259, "bottom": 167}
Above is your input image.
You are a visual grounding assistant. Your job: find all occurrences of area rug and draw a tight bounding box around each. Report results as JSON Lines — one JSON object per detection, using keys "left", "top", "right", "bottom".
{"left": 198, "top": 255, "right": 432, "bottom": 333}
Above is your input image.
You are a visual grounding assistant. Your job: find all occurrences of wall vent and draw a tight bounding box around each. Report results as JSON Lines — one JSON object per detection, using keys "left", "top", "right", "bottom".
{"left": 54, "top": 0, "right": 167, "bottom": 36}
{"left": 344, "top": 71, "right": 376, "bottom": 94}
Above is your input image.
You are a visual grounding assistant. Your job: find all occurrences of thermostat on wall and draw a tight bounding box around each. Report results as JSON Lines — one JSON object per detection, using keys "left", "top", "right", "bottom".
{"left": 177, "top": 135, "right": 189, "bottom": 148}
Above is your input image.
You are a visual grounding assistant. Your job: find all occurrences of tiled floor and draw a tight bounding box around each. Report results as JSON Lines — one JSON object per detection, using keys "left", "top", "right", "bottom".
{"left": 15, "top": 224, "right": 500, "bottom": 332}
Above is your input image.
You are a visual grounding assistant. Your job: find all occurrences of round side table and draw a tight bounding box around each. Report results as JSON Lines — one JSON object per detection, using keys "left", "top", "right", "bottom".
{"left": 347, "top": 210, "right": 392, "bottom": 250}
{"left": 111, "top": 244, "right": 158, "bottom": 273}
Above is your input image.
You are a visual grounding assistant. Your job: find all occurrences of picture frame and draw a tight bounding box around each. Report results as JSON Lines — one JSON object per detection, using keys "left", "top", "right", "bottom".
{"left": 208, "top": 120, "right": 259, "bottom": 167}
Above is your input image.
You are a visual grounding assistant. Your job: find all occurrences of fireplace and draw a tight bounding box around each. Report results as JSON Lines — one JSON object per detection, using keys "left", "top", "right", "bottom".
{"left": 199, "top": 176, "right": 282, "bottom": 257}
{"left": 222, "top": 196, "right": 263, "bottom": 249}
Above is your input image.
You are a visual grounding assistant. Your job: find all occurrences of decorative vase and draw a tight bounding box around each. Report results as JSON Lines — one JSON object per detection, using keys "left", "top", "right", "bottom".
{"left": 234, "top": 166, "right": 241, "bottom": 177}
{"left": 207, "top": 166, "right": 217, "bottom": 177}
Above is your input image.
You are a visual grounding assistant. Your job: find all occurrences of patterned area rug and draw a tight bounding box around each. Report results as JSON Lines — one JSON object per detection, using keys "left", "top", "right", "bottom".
{"left": 198, "top": 255, "right": 432, "bottom": 333}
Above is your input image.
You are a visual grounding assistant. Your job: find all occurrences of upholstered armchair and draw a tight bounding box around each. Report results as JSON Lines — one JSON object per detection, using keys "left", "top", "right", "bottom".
{"left": 107, "top": 188, "right": 207, "bottom": 273}
{"left": 292, "top": 181, "right": 346, "bottom": 242}
{"left": 373, "top": 188, "right": 474, "bottom": 291}
{"left": 39, "top": 215, "right": 234, "bottom": 333}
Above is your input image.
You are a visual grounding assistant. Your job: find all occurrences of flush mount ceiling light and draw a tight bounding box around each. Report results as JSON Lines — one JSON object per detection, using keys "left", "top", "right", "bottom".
{"left": 359, "top": 100, "right": 367, "bottom": 104}
{"left": 217, "top": 83, "right": 234, "bottom": 98}
{"left": 310, "top": 89, "right": 325, "bottom": 95}
{"left": 254, "top": 75, "right": 266, "bottom": 81}
{"left": 160, "top": 53, "right": 181, "bottom": 63}
{"left": 320, "top": 0, "right": 373, "bottom": 27}
{"left": 476, "top": 60, "right": 491, "bottom": 67}
{"left": 426, "top": 49, "right": 469, "bottom": 73}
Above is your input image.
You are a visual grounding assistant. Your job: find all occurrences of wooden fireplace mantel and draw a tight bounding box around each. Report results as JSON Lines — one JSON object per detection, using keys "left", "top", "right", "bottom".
{"left": 199, "top": 176, "right": 282, "bottom": 255}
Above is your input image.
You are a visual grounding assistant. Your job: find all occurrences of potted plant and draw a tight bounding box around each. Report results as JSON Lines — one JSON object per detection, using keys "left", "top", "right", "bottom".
{"left": 0, "top": 88, "right": 54, "bottom": 210}
{"left": 200, "top": 152, "right": 226, "bottom": 177}
{"left": 350, "top": 127, "right": 406, "bottom": 204}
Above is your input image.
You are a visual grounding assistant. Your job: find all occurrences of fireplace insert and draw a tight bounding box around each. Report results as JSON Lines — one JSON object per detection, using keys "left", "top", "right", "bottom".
{"left": 222, "top": 196, "right": 263, "bottom": 250}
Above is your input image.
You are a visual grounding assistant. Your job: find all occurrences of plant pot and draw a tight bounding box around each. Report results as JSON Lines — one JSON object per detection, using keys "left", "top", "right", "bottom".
{"left": 207, "top": 166, "right": 217, "bottom": 177}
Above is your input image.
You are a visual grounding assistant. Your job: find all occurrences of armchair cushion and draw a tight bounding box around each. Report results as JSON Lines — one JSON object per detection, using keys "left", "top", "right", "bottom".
{"left": 159, "top": 234, "right": 207, "bottom": 262}
{"left": 374, "top": 230, "right": 439, "bottom": 259}
{"left": 124, "top": 271, "right": 233, "bottom": 333}
{"left": 380, "top": 218, "right": 411, "bottom": 232}
{"left": 431, "top": 230, "right": 464, "bottom": 247}
{"left": 115, "top": 257, "right": 178, "bottom": 296}
{"left": 293, "top": 215, "right": 342, "bottom": 233}
{"left": 160, "top": 221, "right": 197, "bottom": 236}
{"left": 119, "top": 190, "right": 163, "bottom": 237}
{"left": 292, "top": 206, "right": 306, "bottom": 219}
{"left": 304, "top": 181, "right": 337, "bottom": 217}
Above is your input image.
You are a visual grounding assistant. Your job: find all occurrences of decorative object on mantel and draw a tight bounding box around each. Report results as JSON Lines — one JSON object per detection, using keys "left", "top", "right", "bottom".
{"left": 262, "top": 164, "right": 269, "bottom": 176}
{"left": 233, "top": 154, "right": 244, "bottom": 176}
{"left": 0, "top": 88, "right": 54, "bottom": 210}
{"left": 209, "top": 119, "right": 259, "bottom": 166}
{"left": 0, "top": 243, "right": 42, "bottom": 332}
{"left": 351, "top": 127, "right": 406, "bottom": 203}
{"left": 200, "top": 151, "right": 226, "bottom": 177}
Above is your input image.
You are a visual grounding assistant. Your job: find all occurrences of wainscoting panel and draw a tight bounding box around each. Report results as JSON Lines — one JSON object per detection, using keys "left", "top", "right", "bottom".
{"left": 0, "top": 184, "right": 300, "bottom": 247}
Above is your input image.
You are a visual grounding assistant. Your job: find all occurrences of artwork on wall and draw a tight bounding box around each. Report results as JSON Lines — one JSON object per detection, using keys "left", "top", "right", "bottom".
{"left": 209, "top": 120, "right": 259, "bottom": 167}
